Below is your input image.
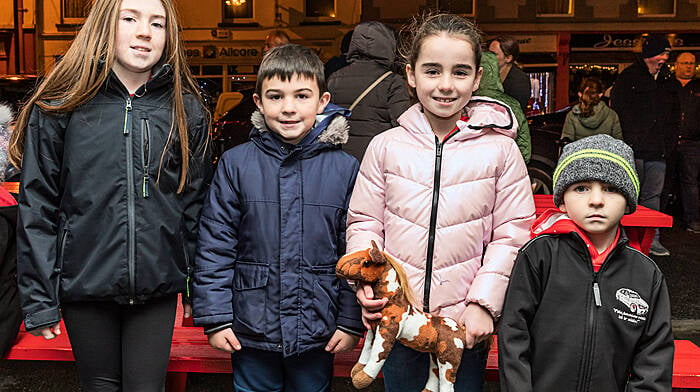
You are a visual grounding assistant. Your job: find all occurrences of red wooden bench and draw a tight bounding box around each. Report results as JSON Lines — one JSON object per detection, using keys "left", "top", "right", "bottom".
{"left": 5, "top": 320, "right": 700, "bottom": 391}
{"left": 534, "top": 194, "right": 673, "bottom": 255}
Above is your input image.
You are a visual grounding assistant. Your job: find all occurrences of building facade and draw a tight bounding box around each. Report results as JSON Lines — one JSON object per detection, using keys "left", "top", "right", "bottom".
{"left": 0, "top": 0, "right": 36, "bottom": 75}
{"left": 365, "top": 0, "right": 700, "bottom": 112}
{"left": 19, "top": 0, "right": 700, "bottom": 110}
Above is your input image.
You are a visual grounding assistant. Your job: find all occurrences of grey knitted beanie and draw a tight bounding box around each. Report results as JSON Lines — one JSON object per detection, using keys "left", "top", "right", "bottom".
{"left": 552, "top": 134, "right": 639, "bottom": 213}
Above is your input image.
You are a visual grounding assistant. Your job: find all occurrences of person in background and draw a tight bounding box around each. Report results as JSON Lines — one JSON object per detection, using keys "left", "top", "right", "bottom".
{"left": 561, "top": 77, "right": 622, "bottom": 141}
{"left": 673, "top": 52, "right": 700, "bottom": 233}
{"left": 262, "top": 29, "right": 291, "bottom": 57}
{"left": 488, "top": 36, "right": 531, "bottom": 112}
{"left": 611, "top": 34, "right": 679, "bottom": 257}
{"left": 327, "top": 21, "right": 411, "bottom": 162}
{"left": 324, "top": 29, "right": 354, "bottom": 79}
{"left": 192, "top": 44, "right": 363, "bottom": 392}
{"left": 499, "top": 134, "right": 674, "bottom": 392}
{"left": 475, "top": 50, "right": 531, "bottom": 163}
{"left": 10, "top": 0, "right": 213, "bottom": 390}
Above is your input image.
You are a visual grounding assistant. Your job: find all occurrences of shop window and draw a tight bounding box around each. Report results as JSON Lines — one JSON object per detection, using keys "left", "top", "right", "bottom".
{"left": 536, "top": 0, "right": 573, "bottom": 16}
{"left": 223, "top": 0, "right": 253, "bottom": 23}
{"left": 637, "top": 0, "right": 675, "bottom": 16}
{"left": 62, "top": 0, "right": 92, "bottom": 24}
{"left": 437, "top": 0, "right": 475, "bottom": 16}
{"left": 306, "top": 0, "right": 336, "bottom": 19}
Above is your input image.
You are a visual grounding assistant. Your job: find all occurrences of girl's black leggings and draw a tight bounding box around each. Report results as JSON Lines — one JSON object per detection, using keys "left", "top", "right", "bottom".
{"left": 61, "top": 295, "right": 178, "bottom": 392}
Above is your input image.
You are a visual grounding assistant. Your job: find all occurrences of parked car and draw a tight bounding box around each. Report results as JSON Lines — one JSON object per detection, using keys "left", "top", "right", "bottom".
{"left": 0, "top": 75, "right": 38, "bottom": 112}
{"left": 210, "top": 87, "right": 256, "bottom": 160}
{"left": 526, "top": 106, "right": 571, "bottom": 194}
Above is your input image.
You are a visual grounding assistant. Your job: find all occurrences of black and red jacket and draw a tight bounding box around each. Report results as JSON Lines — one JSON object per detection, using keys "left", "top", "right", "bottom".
{"left": 498, "top": 210, "right": 674, "bottom": 392}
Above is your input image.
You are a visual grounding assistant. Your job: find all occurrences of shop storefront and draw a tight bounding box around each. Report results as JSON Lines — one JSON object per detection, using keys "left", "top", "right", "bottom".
{"left": 185, "top": 43, "right": 262, "bottom": 99}
{"left": 569, "top": 33, "right": 700, "bottom": 103}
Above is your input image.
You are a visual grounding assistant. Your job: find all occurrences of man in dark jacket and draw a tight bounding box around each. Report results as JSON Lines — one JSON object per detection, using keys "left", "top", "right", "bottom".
{"left": 611, "top": 34, "right": 679, "bottom": 256}
{"left": 327, "top": 21, "right": 411, "bottom": 162}
{"left": 673, "top": 52, "right": 700, "bottom": 233}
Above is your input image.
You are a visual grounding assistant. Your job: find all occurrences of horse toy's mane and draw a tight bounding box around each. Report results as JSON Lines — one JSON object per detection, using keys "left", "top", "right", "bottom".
{"left": 372, "top": 245, "right": 418, "bottom": 309}
{"left": 336, "top": 241, "right": 468, "bottom": 392}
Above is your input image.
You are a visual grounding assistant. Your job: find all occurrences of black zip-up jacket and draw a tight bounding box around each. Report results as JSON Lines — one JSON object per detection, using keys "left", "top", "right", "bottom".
{"left": 675, "top": 77, "right": 700, "bottom": 141}
{"left": 498, "top": 230, "right": 674, "bottom": 392}
{"left": 17, "top": 67, "right": 212, "bottom": 331}
{"left": 610, "top": 58, "right": 679, "bottom": 160}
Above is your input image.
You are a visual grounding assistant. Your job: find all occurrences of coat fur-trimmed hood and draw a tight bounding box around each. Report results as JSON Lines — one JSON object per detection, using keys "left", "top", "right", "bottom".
{"left": 0, "top": 103, "right": 13, "bottom": 182}
{"left": 0, "top": 103, "right": 13, "bottom": 129}
{"left": 250, "top": 107, "right": 350, "bottom": 146}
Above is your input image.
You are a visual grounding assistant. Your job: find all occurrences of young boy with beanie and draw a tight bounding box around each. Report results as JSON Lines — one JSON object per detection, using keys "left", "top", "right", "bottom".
{"left": 498, "top": 134, "right": 674, "bottom": 392}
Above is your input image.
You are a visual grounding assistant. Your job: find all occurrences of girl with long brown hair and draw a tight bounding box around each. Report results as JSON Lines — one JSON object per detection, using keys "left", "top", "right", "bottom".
{"left": 12, "top": 0, "right": 212, "bottom": 389}
{"left": 562, "top": 77, "right": 622, "bottom": 141}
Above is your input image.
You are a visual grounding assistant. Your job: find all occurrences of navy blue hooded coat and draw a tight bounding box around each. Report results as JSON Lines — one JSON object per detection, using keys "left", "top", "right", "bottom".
{"left": 193, "top": 104, "right": 363, "bottom": 356}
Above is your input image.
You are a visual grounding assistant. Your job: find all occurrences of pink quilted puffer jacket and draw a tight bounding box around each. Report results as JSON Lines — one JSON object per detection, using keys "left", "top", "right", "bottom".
{"left": 346, "top": 98, "right": 535, "bottom": 321}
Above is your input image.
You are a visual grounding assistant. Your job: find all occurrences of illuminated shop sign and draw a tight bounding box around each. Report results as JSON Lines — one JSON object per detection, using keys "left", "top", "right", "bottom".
{"left": 485, "top": 35, "right": 558, "bottom": 53}
{"left": 571, "top": 33, "right": 700, "bottom": 51}
{"left": 186, "top": 46, "right": 261, "bottom": 59}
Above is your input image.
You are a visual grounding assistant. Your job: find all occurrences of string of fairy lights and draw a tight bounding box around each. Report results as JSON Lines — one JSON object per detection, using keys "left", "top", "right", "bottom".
{"left": 570, "top": 63, "right": 700, "bottom": 74}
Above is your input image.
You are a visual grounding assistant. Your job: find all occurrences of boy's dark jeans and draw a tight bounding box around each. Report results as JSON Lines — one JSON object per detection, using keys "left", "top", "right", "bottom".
{"left": 231, "top": 346, "right": 333, "bottom": 391}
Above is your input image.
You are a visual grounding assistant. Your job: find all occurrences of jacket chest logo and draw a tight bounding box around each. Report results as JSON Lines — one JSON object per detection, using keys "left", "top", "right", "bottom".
{"left": 613, "top": 288, "right": 648, "bottom": 324}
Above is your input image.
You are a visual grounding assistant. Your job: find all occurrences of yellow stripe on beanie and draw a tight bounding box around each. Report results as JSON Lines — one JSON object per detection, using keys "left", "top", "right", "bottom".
{"left": 553, "top": 148, "right": 640, "bottom": 197}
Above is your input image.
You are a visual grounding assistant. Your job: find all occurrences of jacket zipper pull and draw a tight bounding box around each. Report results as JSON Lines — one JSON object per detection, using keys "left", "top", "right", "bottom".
{"left": 123, "top": 98, "right": 132, "bottom": 135}
{"left": 142, "top": 118, "right": 150, "bottom": 198}
{"left": 142, "top": 174, "right": 150, "bottom": 198}
{"left": 592, "top": 275, "right": 602, "bottom": 307}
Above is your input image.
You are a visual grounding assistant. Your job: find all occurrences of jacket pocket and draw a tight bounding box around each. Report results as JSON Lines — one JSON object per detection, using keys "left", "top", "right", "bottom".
{"left": 310, "top": 264, "right": 339, "bottom": 338}
{"left": 232, "top": 262, "right": 269, "bottom": 337}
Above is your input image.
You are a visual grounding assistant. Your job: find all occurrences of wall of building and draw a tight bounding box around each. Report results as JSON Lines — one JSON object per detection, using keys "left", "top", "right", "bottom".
{"left": 34, "top": 0, "right": 361, "bottom": 94}
{"left": 0, "top": 0, "right": 37, "bottom": 74}
{"left": 27, "top": 0, "right": 700, "bottom": 108}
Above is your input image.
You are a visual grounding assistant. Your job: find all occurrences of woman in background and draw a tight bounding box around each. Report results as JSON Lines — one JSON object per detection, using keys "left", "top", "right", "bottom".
{"left": 561, "top": 77, "right": 622, "bottom": 141}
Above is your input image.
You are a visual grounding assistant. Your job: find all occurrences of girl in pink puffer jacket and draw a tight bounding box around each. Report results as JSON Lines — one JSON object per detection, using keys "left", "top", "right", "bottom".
{"left": 346, "top": 13, "right": 536, "bottom": 392}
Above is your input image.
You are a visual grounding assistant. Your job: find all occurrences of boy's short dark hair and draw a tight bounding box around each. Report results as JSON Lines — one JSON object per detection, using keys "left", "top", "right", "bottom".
{"left": 256, "top": 44, "right": 326, "bottom": 95}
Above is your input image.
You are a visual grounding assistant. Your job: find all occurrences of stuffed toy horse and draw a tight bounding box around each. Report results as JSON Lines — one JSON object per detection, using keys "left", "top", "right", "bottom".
{"left": 336, "top": 241, "right": 467, "bottom": 392}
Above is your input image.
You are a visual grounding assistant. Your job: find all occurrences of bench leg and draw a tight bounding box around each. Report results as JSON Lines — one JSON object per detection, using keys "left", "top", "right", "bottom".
{"left": 165, "top": 372, "right": 188, "bottom": 392}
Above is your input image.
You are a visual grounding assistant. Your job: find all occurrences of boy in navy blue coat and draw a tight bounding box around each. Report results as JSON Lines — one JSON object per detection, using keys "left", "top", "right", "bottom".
{"left": 192, "top": 44, "right": 364, "bottom": 391}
